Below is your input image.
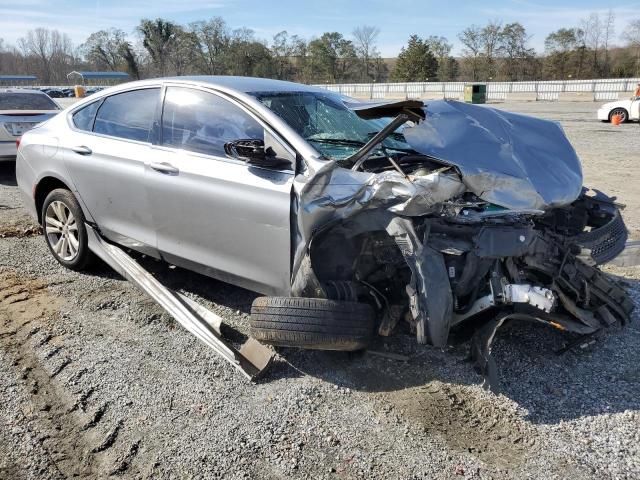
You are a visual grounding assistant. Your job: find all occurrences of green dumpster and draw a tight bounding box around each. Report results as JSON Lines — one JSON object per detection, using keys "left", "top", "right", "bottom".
{"left": 464, "top": 83, "right": 487, "bottom": 104}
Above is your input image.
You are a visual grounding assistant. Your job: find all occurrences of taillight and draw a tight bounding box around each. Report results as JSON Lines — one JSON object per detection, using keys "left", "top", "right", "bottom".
{"left": 16, "top": 137, "right": 21, "bottom": 149}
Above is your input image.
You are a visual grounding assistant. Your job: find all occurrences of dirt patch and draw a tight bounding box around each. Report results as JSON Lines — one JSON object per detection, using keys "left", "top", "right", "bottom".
{"left": 0, "top": 268, "right": 59, "bottom": 319}
{"left": 383, "top": 382, "right": 538, "bottom": 471}
{"left": 0, "top": 224, "right": 41, "bottom": 238}
{"left": 0, "top": 268, "right": 140, "bottom": 478}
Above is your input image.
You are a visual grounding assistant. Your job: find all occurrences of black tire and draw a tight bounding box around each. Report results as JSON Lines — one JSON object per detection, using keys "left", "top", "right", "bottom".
{"left": 250, "top": 297, "right": 375, "bottom": 351}
{"left": 41, "top": 188, "right": 94, "bottom": 271}
{"left": 609, "top": 108, "right": 628, "bottom": 123}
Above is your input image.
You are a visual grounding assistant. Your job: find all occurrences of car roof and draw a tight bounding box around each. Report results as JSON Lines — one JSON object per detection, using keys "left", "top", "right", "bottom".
{"left": 161, "top": 76, "right": 327, "bottom": 94}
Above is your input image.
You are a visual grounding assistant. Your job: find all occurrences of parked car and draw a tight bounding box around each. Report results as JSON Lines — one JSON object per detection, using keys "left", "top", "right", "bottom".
{"left": 59, "top": 88, "right": 75, "bottom": 98}
{"left": 84, "top": 87, "right": 104, "bottom": 97}
{"left": 0, "top": 88, "right": 61, "bottom": 161}
{"left": 15, "top": 77, "right": 634, "bottom": 386}
{"left": 597, "top": 97, "right": 640, "bottom": 122}
{"left": 42, "top": 88, "right": 67, "bottom": 99}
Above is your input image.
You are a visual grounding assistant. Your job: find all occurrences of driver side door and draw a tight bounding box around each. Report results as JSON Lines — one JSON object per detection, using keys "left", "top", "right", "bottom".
{"left": 631, "top": 98, "right": 640, "bottom": 120}
{"left": 146, "top": 86, "right": 295, "bottom": 295}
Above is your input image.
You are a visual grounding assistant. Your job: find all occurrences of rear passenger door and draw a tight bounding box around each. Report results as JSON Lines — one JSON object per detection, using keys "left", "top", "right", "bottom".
{"left": 147, "top": 86, "right": 294, "bottom": 295}
{"left": 64, "top": 87, "right": 160, "bottom": 255}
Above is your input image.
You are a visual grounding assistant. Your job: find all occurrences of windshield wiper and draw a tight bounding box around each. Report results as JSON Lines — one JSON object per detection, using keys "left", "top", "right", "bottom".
{"left": 366, "top": 131, "right": 407, "bottom": 142}
{"left": 305, "top": 137, "right": 366, "bottom": 147}
{"left": 308, "top": 136, "right": 414, "bottom": 154}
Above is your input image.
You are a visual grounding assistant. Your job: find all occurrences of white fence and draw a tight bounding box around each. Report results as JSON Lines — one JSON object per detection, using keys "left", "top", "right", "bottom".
{"left": 6, "top": 78, "right": 639, "bottom": 102}
{"left": 313, "top": 78, "right": 640, "bottom": 102}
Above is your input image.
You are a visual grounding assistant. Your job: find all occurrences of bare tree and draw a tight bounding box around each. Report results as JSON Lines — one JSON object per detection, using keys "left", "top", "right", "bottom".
{"left": 352, "top": 25, "right": 380, "bottom": 81}
{"left": 8, "top": 13, "right": 640, "bottom": 85}
{"left": 18, "top": 28, "right": 73, "bottom": 83}
{"left": 271, "top": 31, "right": 297, "bottom": 79}
{"left": 137, "top": 18, "right": 179, "bottom": 75}
{"left": 425, "top": 36, "right": 454, "bottom": 80}
{"left": 602, "top": 9, "right": 616, "bottom": 76}
{"left": 481, "top": 20, "right": 503, "bottom": 79}
{"left": 458, "top": 25, "right": 483, "bottom": 80}
{"left": 499, "top": 23, "right": 535, "bottom": 81}
{"left": 0, "top": 38, "right": 20, "bottom": 75}
{"left": 226, "top": 28, "right": 275, "bottom": 78}
{"left": 118, "top": 42, "right": 141, "bottom": 79}
{"left": 80, "top": 28, "right": 127, "bottom": 71}
{"left": 622, "top": 19, "right": 640, "bottom": 75}
{"left": 581, "top": 13, "right": 603, "bottom": 76}
{"left": 545, "top": 28, "right": 581, "bottom": 79}
{"left": 190, "top": 17, "right": 229, "bottom": 75}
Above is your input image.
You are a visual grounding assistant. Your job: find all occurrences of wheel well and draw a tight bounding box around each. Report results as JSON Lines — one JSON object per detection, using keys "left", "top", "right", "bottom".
{"left": 35, "top": 177, "right": 70, "bottom": 223}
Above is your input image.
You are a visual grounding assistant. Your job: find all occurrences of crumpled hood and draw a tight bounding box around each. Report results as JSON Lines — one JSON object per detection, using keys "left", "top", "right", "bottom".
{"left": 402, "top": 100, "right": 583, "bottom": 210}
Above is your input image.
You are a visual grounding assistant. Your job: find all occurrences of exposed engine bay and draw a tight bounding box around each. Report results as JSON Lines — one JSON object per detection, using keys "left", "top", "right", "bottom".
{"left": 289, "top": 99, "right": 634, "bottom": 391}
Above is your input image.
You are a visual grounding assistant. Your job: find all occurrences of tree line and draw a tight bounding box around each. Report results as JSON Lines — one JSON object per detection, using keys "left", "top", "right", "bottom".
{"left": 1, "top": 12, "right": 639, "bottom": 85}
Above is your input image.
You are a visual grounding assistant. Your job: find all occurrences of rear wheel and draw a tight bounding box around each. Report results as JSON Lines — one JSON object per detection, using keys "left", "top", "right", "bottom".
{"left": 42, "top": 189, "right": 93, "bottom": 271}
{"left": 250, "top": 297, "right": 375, "bottom": 351}
{"left": 609, "top": 108, "right": 628, "bottom": 123}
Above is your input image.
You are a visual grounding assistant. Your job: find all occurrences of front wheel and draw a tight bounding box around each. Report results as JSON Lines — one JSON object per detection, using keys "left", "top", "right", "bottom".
{"left": 609, "top": 108, "right": 628, "bottom": 123}
{"left": 42, "top": 188, "right": 93, "bottom": 271}
{"left": 250, "top": 297, "right": 375, "bottom": 351}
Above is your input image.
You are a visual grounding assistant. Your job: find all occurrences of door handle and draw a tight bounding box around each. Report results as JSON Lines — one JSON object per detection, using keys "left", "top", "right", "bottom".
{"left": 150, "top": 162, "right": 179, "bottom": 175}
{"left": 71, "top": 145, "right": 92, "bottom": 155}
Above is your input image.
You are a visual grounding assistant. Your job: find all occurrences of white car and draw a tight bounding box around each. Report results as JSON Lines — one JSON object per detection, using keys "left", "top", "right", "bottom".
{"left": 0, "top": 89, "right": 61, "bottom": 160}
{"left": 597, "top": 97, "right": 640, "bottom": 123}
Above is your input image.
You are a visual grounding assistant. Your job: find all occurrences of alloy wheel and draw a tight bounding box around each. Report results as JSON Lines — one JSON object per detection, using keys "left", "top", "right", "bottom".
{"left": 611, "top": 108, "right": 627, "bottom": 122}
{"left": 45, "top": 200, "right": 79, "bottom": 261}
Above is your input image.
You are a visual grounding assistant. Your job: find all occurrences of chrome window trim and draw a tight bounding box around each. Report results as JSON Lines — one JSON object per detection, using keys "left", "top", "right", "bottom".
{"left": 66, "top": 85, "right": 162, "bottom": 145}
{"left": 64, "top": 82, "right": 297, "bottom": 165}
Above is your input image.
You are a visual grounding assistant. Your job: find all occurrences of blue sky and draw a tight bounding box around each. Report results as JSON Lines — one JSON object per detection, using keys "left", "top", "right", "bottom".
{"left": 1, "top": 0, "right": 639, "bottom": 56}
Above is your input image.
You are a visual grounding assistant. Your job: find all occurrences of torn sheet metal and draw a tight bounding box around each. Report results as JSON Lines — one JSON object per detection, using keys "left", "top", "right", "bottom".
{"left": 292, "top": 163, "right": 465, "bottom": 284}
{"left": 402, "top": 100, "right": 584, "bottom": 210}
{"left": 86, "top": 225, "right": 274, "bottom": 380}
{"left": 385, "top": 217, "right": 452, "bottom": 347}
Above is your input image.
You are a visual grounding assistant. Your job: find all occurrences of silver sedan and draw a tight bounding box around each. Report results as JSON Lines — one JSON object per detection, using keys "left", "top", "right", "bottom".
{"left": 0, "top": 88, "right": 60, "bottom": 160}
{"left": 16, "top": 77, "right": 634, "bottom": 382}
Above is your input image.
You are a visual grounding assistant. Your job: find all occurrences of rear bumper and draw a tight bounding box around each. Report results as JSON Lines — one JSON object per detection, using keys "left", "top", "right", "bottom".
{"left": 0, "top": 140, "right": 17, "bottom": 161}
{"left": 15, "top": 151, "right": 39, "bottom": 220}
{"left": 596, "top": 108, "right": 609, "bottom": 121}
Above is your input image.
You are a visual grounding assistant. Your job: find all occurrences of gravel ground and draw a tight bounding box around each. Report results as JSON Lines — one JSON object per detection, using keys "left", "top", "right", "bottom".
{"left": 1, "top": 101, "right": 639, "bottom": 479}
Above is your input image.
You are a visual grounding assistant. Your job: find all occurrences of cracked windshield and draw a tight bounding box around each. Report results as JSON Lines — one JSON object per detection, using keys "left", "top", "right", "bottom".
{"left": 252, "top": 91, "right": 415, "bottom": 160}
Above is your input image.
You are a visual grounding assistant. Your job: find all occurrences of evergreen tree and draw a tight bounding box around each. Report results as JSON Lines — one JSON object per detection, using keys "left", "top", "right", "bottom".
{"left": 391, "top": 35, "right": 438, "bottom": 82}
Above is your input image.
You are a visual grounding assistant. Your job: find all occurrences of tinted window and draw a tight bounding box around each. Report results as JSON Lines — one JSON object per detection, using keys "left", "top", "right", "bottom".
{"left": 94, "top": 88, "right": 159, "bottom": 142}
{"left": 161, "top": 87, "right": 263, "bottom": 157}
{"left": 0, "top": 92, "right": 59, "bottom": 110}
{"left": 72, "top": 101, "right": 100, "bottom": 131}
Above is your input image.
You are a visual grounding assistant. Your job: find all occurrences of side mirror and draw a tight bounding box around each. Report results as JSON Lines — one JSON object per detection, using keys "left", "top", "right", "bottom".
{"left": 224, "top": 139, "right": 291, "bottom": 169}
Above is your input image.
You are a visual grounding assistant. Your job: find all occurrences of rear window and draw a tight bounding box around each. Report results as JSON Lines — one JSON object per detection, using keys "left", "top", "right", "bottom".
{"left": 72, "top": 101, "right": 101, "bottom": 132}
{"left": 0, "top": 93, "right": 59, "bottom": 110}
{"left": 94, "top": 88, "right": 159, "bottom": 142}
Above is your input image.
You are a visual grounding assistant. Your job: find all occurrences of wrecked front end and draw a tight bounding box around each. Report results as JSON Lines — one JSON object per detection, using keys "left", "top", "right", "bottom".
{"left": 282, "top": 97, "right": 634, "bottom": 390}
